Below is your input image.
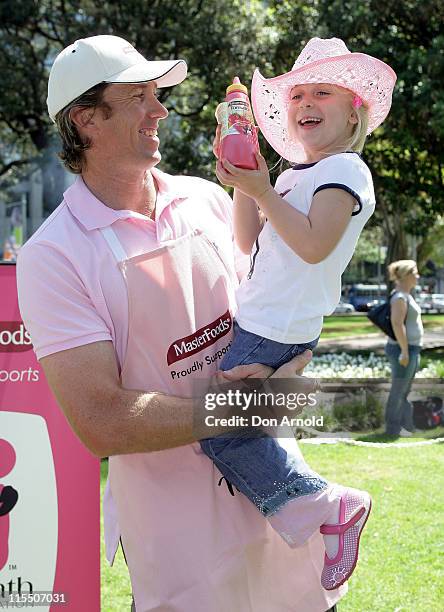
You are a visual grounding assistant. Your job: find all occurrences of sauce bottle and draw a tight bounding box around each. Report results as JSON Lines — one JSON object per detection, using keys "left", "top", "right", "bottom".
{"left": 215, "top": 77, "right": 258, "bottom": 170}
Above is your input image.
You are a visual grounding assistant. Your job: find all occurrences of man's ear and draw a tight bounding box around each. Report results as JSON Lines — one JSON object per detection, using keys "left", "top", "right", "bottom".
{"left": 70, "top": 107, "right": 97, "bottom": 136}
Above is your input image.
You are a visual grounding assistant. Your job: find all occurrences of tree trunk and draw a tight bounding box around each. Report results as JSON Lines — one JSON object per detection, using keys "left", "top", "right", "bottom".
{"left": 384, "top": 217, "right": 408, "bottom": 297}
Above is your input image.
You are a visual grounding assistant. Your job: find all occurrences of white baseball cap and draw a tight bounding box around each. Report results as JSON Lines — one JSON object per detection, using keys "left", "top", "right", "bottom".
{"left": 47, "top": 34, "right": 187, "bottom": 121}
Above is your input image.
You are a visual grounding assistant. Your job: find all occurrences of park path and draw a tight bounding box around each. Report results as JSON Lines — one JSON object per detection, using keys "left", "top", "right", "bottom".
{"left": 317, "top": 328, "right": 444, "bottom": 354}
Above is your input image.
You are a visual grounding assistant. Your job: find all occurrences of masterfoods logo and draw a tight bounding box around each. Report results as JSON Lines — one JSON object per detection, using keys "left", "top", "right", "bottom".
{"left": 0, "top": 322, "right": 33, "bottom": 352}
{"left": 167, "top": 310, "right": 232, "bottom": 366}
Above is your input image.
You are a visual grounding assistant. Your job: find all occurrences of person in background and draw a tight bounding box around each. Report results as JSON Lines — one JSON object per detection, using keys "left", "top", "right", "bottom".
{"left": 385, "top": 260, "right": 423, "bottom": 436}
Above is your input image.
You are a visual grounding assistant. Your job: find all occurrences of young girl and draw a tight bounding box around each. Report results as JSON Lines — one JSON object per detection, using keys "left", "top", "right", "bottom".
{"left": 200, "top": 37, "right": 396, "bottom": 590}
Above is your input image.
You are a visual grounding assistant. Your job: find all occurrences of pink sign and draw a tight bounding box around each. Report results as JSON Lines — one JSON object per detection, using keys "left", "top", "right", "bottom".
{"left": 0, "top": 264, "right": 100, "bottom": 611}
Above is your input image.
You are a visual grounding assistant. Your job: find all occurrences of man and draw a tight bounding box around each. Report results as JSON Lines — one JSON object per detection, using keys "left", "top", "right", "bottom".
{"left": 17, "top": 35, "right": 344, "bottom": 611}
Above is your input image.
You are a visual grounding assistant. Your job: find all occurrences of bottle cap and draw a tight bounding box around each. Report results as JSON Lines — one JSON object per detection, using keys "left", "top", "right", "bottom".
{"left": 226, "top": 76, "right": 248, "bottom": 95}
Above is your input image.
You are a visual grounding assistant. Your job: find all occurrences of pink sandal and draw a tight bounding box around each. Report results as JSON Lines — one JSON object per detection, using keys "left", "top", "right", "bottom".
{"left": 320, "top": 488, "right": 372, "bottom": 590}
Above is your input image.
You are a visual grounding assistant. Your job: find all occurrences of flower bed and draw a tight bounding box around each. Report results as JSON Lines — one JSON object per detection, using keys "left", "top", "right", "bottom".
{"left": 305, "top": 352, "right": 442, "bottom": 379}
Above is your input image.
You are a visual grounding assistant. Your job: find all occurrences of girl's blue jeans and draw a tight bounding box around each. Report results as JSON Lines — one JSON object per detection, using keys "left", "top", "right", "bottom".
{"left": 200, "top": 321, "right": 327, "bottom": 517}
{"left": 384, "top": 342, "right": 421, "bottom": 435}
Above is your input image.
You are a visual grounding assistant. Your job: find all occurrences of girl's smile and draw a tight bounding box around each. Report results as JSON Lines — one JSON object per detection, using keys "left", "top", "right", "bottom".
{"left": 298, "top": 116, "right": 323, "bottom": 129}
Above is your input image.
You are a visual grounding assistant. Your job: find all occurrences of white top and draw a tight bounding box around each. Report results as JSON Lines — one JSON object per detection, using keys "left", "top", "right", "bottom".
{"left": 236, "top": 152, "right": 376, "bottom": 343}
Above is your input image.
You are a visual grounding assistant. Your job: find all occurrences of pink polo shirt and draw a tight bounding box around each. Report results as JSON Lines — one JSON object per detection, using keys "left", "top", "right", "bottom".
{"left": 17, "top": 169, "right": 345, "bottom": 611}
{"left": 17, "top": 168, "right": 237, "bottom": 368}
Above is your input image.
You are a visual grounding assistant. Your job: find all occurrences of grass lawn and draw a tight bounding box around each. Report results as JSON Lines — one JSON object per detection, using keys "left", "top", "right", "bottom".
{"left": 100, "top": 460, "right": 133, "bottom": 612}
{"left": 301, "top": 442, "right": 444, "bottom": 611}
{"left": 321, "top": 313, "right": 444, "bottom": 340}
{"left": 355, "top": 426, "right": 444, "bottom": 442}
{"left": 100, "top": 441, "right": 443, "bottom": 611}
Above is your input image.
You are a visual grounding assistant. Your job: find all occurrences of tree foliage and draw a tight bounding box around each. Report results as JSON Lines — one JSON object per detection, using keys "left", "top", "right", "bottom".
{"left": 0, "top": 0, "right": 270, "bottom": 182}
{"left": 0, "top": 0, "right": 443, "bottom": 268}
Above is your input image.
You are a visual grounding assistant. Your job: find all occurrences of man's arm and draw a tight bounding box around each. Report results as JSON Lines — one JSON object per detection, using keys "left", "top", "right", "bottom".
{"left": 40, "top": 341, "right": 195, "bottom": 458}
{"left": 41, "top": 341, "right": 313, "bottom": 458}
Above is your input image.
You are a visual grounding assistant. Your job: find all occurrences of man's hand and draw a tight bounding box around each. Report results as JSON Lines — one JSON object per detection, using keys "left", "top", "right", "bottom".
{"left": 219, "top": 349, "right": 312, "bottom": 382}
{"left": 270, "top": 349, "right": 313, "bottom": 378}
{"left": 215, "top": 362, "right": 274, "bottom": 382}
{"left": 197, "top": 351, "right": 315, "bottom": 438}
{"left": 220, "top": 349, "right": 316, "bottom": 407}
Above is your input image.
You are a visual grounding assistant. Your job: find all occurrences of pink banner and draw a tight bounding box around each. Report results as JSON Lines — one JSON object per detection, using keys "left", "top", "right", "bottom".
{"left": 0, "top": 264, "right": 100, "bottom": 611}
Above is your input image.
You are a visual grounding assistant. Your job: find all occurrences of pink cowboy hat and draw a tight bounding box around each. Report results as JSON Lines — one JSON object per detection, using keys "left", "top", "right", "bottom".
{"left": 251, "top": 37, "right": 397, "bottom": 162}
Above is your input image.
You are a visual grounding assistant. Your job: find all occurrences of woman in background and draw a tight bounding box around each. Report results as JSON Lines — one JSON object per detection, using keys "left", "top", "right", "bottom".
{"left": 385, "top": 260, "right": 423, "bottom": 436}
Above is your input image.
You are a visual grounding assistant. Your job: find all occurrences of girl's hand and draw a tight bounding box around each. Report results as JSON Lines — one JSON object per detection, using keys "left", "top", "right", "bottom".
{"left": 216, "top": 152, "right": 273, "bottom": 201}
{"left": 399, "top": 351, "right": 409, "bottom": 367}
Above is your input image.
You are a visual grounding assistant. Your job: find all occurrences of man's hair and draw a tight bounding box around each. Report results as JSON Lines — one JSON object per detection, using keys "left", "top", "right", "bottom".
{"left": 54, "top": 83, "right": 112, "bottom": 174}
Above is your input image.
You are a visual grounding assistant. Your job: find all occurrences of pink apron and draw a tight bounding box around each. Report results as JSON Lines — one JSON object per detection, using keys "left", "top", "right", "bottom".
{"left": 101, "top": 226, "right": 345, "bottom": 611}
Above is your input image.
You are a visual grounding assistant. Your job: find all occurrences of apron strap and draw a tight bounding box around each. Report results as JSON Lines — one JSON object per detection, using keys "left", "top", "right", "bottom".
{"left": 101, "top": 226, "right": 128, "bottom": 263}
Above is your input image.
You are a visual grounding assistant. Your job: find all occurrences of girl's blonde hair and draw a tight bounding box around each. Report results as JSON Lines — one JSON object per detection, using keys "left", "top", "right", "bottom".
{"left": 330, "top": 85, "right": 369, "bottom": 154}
{"left": 387, "top": 260, "right": 417, "bottom": 282}
{"left": 343, "top": 99, "right": 369, "bottom": 153}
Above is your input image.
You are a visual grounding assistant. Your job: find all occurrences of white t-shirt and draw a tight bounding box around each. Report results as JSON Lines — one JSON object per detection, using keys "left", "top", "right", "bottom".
{"left": 235, "top": 152, "right": 376, "bottom": 343}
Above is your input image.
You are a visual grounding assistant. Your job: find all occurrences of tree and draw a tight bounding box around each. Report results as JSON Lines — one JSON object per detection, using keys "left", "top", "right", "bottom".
{"left": 0, "top": 0, "right": 269, "bottom": 186}
{"left": 1, "top": 0, "right": 443, "bottom": 272}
